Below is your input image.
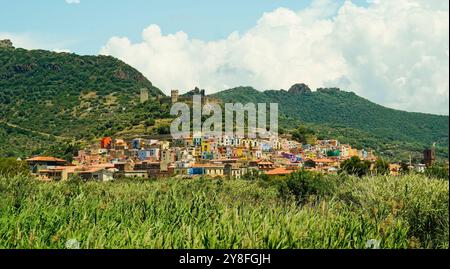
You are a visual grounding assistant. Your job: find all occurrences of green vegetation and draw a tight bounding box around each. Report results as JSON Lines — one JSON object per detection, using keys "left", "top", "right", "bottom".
{"left": 425, "top": 164, "right": 450, "bottom": 180}
{"left": 212, "top": 87, "right": 449, "bottom": 161}
{"left": 291, "top": 125, "right": 317, "bottom": 145}
{"left": 340, "top": 156, "right": 372, "bottom": 177}
{"left": 0, "top": 158, "right": 29, "bottom": 177}
{"left": 0, "top": 172, "right": 447, "bottom": 249}
{"left": 0, "top": 47, "right": 169, "bottom": 158}
{"left": 1, "top": 46, "right": 448, "bottom": 163}
{"left": 374, "top": 158, "right": 391, "bottom": 176}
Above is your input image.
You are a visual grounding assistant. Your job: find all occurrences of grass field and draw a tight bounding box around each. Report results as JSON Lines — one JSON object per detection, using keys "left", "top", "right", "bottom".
{"left": 0, "top": 173, "right": 448, "bottom": 249}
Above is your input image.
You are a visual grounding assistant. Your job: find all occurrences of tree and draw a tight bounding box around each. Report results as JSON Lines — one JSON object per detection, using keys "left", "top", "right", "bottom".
{"left": 0, "top": 158, "right": 29, "bottom": 177}
{"left": 292, "top": 125, "right": 317, "bottom": 145}
{"left": 285, "top": 171, "right": 336, "bottom": 203}
{"left": 374, "top": 158, "right": 390, "bottom": 175}
{"left": 399, "top": 161, "right": 411, "bottom": 175}
{"left": 44, "top": 142, "right": 80, "bottom": 163}
{"left": 157, "top": 124, "right": 171, "bottom": 135}
{"left": 340, "top": 156, "right": 371, "bottom": 177}
{"left": 304, "top": 159, "right": 316, "bottom": 168}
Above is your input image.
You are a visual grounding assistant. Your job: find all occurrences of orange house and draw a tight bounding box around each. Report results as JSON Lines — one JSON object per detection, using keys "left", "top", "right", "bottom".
{"left": 101, "top": 137, "right": 112, "bottom": 149}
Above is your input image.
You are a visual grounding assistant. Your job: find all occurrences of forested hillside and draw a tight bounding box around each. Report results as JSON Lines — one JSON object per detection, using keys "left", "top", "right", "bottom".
{"left": 1, "top": 44, "right": 448, "bottom": 161}
{"left": 0, "top": 45, "right": 170, "bottom": 157}
{"left": 212, "top": 85, "right": 449, "bottom": 161}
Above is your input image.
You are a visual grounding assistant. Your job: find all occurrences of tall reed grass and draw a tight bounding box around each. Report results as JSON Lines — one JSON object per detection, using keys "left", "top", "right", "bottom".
{"left": 0, "top": 173, "right": 447, "bottom": 249}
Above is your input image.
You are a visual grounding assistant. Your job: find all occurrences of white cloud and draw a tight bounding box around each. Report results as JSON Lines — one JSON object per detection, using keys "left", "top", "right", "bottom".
{"left": 0, "top": 32, "right": 72, "bottom": 53}
{"left": 65, "top": 0, "right": 80, "bottom": 4}
{"left": 102, "top": 0, "right": 444, "bottom": 114}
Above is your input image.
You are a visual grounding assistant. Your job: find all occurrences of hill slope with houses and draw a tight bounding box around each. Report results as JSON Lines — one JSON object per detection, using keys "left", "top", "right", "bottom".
{"left": 0, "top": 41, "right": 173, "bottom": 158}
{"left": 0, "top": 41, "right": 448, "bottom": 162}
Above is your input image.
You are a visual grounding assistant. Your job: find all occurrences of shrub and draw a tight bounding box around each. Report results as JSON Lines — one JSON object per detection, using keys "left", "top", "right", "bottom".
{"left": 285, "top": 171, "right": 337, "bottom": 204}
{"left": 340, "top": 156, "right": 371, "bottom": 177}
{"left": 425, "top": 164, "right": 449, "bottom": 180}
{"left": 0, "top": 158, "right": 29, "bottom": 177}
{"left": 374, "top": 158, "right": 390, "bottom": 175}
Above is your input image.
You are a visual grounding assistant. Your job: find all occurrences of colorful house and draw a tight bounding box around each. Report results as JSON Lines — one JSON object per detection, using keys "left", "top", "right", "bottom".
{"left": 101, "top": 137, "right": 112, "bottom": 149}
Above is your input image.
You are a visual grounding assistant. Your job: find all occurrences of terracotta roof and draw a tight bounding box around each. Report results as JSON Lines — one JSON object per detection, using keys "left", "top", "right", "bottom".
{"left": 311, "top": 158, "right": 336, "bottom": 163}
{"left": 26, "top": 156, "right": 67, "bottom": 163}
{"left": 257, "top": 161, "right": 274, "bottom": 165}
{"left": 93, "top": 163, "right": 116, "bottom": 168}
{"left": 77, "top": 167, "right": 105, "bottom": 174}
{"left": 265, "top": 167, "right": 295, "bottom": 176}
{"left": 36, "top": 170, "right": 62, "bottom": 173}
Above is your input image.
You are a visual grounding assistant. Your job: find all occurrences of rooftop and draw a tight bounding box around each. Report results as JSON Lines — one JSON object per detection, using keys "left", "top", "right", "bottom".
{"left": 266, "top": 167, "right": 295, "bottom": 176}
{"left": 26, "top": 156, "right": 67, "bottom": 163}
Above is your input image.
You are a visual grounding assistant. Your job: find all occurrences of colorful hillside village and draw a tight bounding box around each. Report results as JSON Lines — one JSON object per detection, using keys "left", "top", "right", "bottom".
{"left": 24, "top": 134, "right": 405, "bottom": 181}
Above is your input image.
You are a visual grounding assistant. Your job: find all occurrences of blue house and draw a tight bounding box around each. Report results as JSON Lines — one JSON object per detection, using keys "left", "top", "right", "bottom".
{"left": 132, "top": 138, "right": 144, "bottom": 149}
{"left": 138, "top": 150, "right": 151, "bottom": 161}
{"left": 189, "top": 167, "right": 205, "bottom": 176}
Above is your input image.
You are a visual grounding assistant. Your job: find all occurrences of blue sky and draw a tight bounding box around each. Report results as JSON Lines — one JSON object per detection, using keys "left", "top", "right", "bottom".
{"left": 0, "top": 0, "right": 367, "bottom": 55}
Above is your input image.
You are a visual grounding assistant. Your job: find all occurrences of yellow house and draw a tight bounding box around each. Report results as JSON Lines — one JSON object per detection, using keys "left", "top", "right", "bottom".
{"left": 340, "top": 144, "right": 358, "bottom": 158}
{"left": 305, "top": 152, "right": 316, "bottom": 159}
{"left": 234, "top": 147, "right": 245, "bottom": 158}
{"left": 201, "top": 140, "right": 211, "bottom": 153}
{"left": 192, "top": 147, "right": 202, "bottom": 158}
{"left": 349, "top": 148, "right": 358, "bottom": 157}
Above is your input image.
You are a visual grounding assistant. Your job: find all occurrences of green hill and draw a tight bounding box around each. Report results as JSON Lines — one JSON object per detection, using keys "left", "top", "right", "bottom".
{"left": 211, "top": 85, "right": 449, "bottom": 161}
{"left": 0, "top": 44, "right": 171, "bottom": 158}
{"left": 1, "top": 44, "right": 448, "bottom": 162}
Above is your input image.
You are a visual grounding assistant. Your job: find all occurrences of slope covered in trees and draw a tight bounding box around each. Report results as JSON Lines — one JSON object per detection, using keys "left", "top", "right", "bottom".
{"left": 0, "top": 45, "right": 169, "bottom": 157}
{"left": 211, "top": 86, "right": 449, "bottom": 160}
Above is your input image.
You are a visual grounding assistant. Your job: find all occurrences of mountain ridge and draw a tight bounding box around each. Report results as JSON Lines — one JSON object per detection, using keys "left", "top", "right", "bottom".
{"left": 0, "top": 44, "right": 448, "bottom": 161}
{"left": 0, "top": 44, "right": 170, "bottom": 157}
{"left": 210, "top": 86, "right": 449, "bottom": 160}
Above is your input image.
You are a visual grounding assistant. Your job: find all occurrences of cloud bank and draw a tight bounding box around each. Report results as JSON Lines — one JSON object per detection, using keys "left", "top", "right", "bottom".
{"left": 65, "top": 0, "right": 80, "bottom": 4}
{"left": 104, "top": 0, "right": 445, "bottom": 114}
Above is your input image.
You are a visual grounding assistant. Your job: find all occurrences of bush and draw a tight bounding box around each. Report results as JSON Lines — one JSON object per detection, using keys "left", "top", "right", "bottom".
{"left": 0, "top": 158, "right": 29, "bottom": 177}
{"left": 156, "top": 125, "right": 171, "bottom": 135}
{"left": 285, "top": 171, "right": 337, "bottom": 204}
{"left": 374, "top": 158, "right": 390, "bottom": 175}
{"left": 340, "top": 156, "right": 371, "bottom": 177}
{"left": 425, "top": 164, "right": 449, "bottom": 180}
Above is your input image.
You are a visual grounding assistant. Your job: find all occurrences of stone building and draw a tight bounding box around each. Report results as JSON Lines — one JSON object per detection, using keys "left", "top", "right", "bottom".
{"left": 140, "top": 88, "right": 149, "bottom": 103}
{"left": 423, "top": 144, "right": 436, "bottom": 167}
{"left": 171, "top": 90, "right": 179, "bottom": 103}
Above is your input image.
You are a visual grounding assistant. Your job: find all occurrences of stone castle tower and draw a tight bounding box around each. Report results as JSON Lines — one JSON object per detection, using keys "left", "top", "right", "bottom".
{"left": 423, "top": 143, "right": 436, "bottom": 167}
{"left": 140, "top": 88, "right": 149, "bottom": 103}
{"left": 171, "top": 90, "right": 179, "bottom": 103}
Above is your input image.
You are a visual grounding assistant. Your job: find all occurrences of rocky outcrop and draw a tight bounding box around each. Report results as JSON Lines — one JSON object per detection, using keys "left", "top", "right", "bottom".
{"left": 184, "top": 87, "right": 206, "bottom": 97}
{"left": 0, "top": 39, "right": 14, "bottom": 49}
{"left": 13, "top": 63, "right": 37, "bottom": 73}
{"left": 288, "top": 83, "right": 312, "bottom": 94}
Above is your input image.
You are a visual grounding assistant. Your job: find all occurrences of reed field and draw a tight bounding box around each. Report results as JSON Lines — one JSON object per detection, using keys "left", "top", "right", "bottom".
{"left": 0, "top": 173, "right": 448, "bottom": 249}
